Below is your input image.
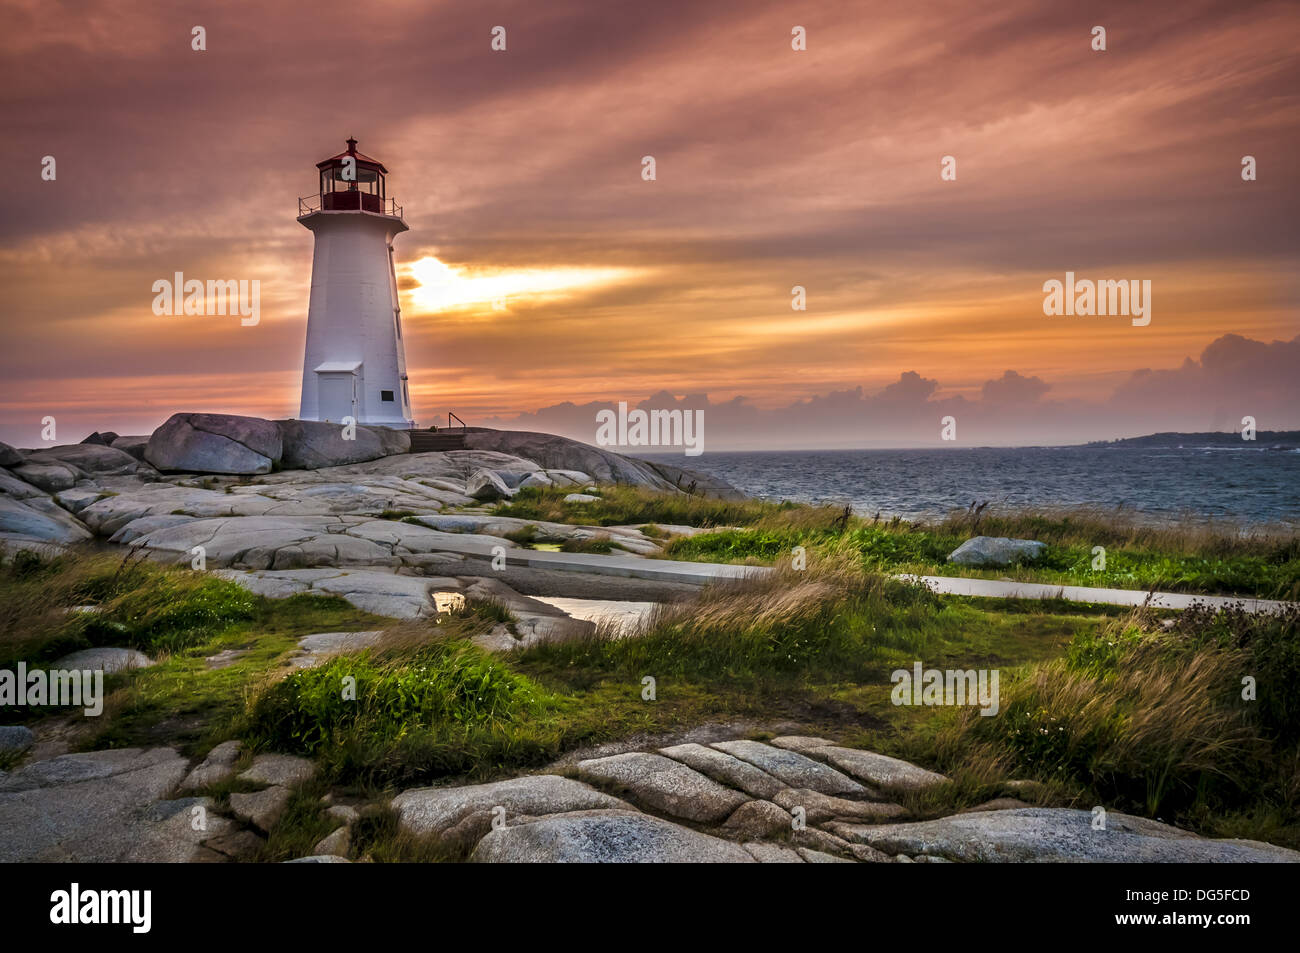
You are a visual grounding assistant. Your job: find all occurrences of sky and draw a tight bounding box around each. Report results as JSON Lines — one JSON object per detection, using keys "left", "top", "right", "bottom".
{"left": 2, "top": 0, "right": 1297, "bottom": 450}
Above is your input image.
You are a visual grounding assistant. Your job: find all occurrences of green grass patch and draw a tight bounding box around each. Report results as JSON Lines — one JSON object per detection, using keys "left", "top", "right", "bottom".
{"left": 502, "top": 524, "right": 540, "bottom": 546}
{"left": 7, "top": 540, "right": 1297, "bottom": 852}
{"left": 0, "top": 549, "right": 258, "bottom": 667}
{"left": 930, "top": 603, "right": 1300, "bottom": 846}
{"left": 494, "top": 484, "right": 793, "bottom": 528}
{"left": 662, "top": 513, "right": 1300, "bottom": 599}
{"left": 83, "top": 593, "right": 393, "bottom": 752}
{"left": 559, "top": 536, "right": 616, "bottom": 554}
{"left": 240, "top": 632, "right": 557, "bottom": 786}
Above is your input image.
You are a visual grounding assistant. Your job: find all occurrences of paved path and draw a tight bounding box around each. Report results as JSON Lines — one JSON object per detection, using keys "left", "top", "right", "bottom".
{"left": 426, "top": 536, "right": 1292, "bottom": 614}
{"left": 900, "top": 574, "right": 1292, "bottom": 614}
{"left": 428, "top": 535, "right": 764, "bottom": 583}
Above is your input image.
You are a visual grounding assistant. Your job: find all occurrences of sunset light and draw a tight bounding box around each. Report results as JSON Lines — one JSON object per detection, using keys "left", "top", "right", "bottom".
{"left": 3, "top": 0, "right": 1299, "bottom": 896}
{"left": 406, "top": 256, "right": 639, "bottom": 312}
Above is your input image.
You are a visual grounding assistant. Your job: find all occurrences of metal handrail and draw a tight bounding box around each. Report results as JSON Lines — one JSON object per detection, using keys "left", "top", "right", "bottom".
{"left": 448, "top": 412, "right": 466, "bottom": 431}
{"left": 297, "top": 194, "right": 403, "bottom": 218}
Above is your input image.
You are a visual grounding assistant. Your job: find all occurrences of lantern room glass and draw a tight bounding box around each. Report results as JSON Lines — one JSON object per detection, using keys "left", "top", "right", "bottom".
{"left": 320, "top": 165, "right": 385, "bottom": 198}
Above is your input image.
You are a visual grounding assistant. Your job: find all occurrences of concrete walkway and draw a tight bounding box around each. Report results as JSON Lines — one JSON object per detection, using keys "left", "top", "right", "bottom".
{"left": 430, "top": 536, "right": 1292, "bottom": 614}
{"left": 899, "top": 575, "right": 1293, "bottom": 614}
{"left": 433, "top": 535, "right": 764, "bottom": 583}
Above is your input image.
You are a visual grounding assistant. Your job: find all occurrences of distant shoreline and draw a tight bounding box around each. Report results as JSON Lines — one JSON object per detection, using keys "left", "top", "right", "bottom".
{"left": 631, "top": 430, "right": 1300, "bottom": 455}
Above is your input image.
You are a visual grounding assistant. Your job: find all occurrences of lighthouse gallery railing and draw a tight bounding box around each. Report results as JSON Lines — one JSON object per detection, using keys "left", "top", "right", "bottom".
{"left": 298, "top": 194, "right": 403, "bottom": 219}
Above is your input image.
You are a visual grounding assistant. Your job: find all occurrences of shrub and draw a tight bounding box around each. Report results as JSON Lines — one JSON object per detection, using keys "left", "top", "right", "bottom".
{"left": 0, "top": 548, "right": 254, "bottom": 663}
{"left": 244, "top": 639, "right": 547, "bottom": 755}
{"left": 524, "top": 556, "right": 900, "bottom": 681}
{"left": 75, "top": 573, "right": 257, "bottom": 654}
{"left": 1165, "top": 602, "right": 1300, "bottom": 744}
{"left": 495, "top": 484, "right": 792, "bottom": 528}
{"left": 939, "top": 609, "right": 1286, "bottom": 818}
{"left": 502, "top": 524, "right": 540, "bottom": 545}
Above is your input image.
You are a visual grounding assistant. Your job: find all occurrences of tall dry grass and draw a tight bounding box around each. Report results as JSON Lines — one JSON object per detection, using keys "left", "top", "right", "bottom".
{"left": 931, "top": 503, "right": 1300, "bottom": 560}
{"left": 0, "top": 547, "right": 152, "bottom": 664}
{"left": 934, "top": 605, "right": 1293, "bottom": 823}
{"left": 522, "top": 553, "right": 939, "bottom": 682}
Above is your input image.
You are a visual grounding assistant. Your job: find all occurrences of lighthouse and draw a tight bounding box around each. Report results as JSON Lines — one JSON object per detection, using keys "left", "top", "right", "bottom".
{"left": 296, "top": 138, "right": 415, "bottom": 428}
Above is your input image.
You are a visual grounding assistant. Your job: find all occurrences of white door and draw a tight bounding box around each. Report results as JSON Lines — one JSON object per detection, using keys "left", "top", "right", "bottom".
{"left": 318, "top": 373, "right": 354, "bottom": 422}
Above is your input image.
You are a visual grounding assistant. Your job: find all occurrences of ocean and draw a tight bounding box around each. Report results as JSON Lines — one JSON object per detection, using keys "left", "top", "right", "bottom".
{"left": 639, "top": 445, "right": 1300, "bottom": 526}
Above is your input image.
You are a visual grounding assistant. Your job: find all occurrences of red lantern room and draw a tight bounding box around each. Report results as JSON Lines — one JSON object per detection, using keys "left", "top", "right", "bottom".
{"left": 300, "top": 137, "right": 402, "bottom": 218}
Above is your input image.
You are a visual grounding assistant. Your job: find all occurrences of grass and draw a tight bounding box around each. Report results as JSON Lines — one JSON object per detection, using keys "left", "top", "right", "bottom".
{"left": 502, "top": 522, "right": 621, "bottom": 554}
{"left": 491, "top": 487, "right": 1299, "bottom": 598}
{"left": 244, "top": 628, "right": 548, "bottom": 756}
{"left": 925, "top": 603, "right": 1300, "bottom": 845}
{"left": 502, "top": 524, "right": 541, "bottom": 546}
{"left": 0, "top": 548, "right": 392, "bottom": 749}
{"left": 5, "top": 536, "right": 1297, "bottom": 854}
{"left": 494, "top": 483, "right": 789, "bottom": 528}
{"left": 559, "top": 536, "right": 617, "bottom": 554}
{"left": 660, "top": 503, "right": 1300, "bottom": 599}
{"left": 255, "top": 780, "right": 339, "bottom": 862}
{"left": 351, "top": 806, "right": 461, "bottom": 863}
{"left": 0, "top": 549, "right": 258, "bottom": 667}
{"left": 225, "top": 555, "right": 1090, "bottom": 796}
{"left": 84, "top": 592, "right": 392, "bottom": 753}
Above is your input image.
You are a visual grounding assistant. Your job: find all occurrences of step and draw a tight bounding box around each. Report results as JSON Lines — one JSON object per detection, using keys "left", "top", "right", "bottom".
{"left": 408, "top": 432, "right": 467, "bottom": 452}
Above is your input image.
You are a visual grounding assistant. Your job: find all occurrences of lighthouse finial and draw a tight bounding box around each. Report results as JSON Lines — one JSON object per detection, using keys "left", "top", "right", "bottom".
{"left": 346, "top": 136, "right": 358, "bottom": 153}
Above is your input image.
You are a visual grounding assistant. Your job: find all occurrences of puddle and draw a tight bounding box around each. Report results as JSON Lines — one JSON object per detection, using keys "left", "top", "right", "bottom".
{"left": 432, "top": 591, "right": 467, "bottom": 613}
{"left": 531, "top": 597, "right": 658, "bottom": 633}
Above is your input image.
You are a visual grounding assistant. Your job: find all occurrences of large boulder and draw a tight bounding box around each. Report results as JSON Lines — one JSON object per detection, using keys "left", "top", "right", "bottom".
{"left": 470, "top": 809, "right": 757, "bottom": 863}
{"left": 110, "top": 435, "right": 150, "bottom": 461}
{"left": 0, "top": 747, "right": 222, "bottom": 862}
{"left": 277, "top": 419, "right": 410, "bottom": 470}
{"left": 769, "top": 737, "right": 949, "bottom": 791}
{"left": 465, "top": 468, "right": 514, "bottom": 501}
{"left": 0, "top": 441, "right": 23, "bottom": 467}
{"left": 0, "top": 494, "right": 93, "bottom": 544}
{"left": 659, "top": 743, "right": 788, "bottom": 798}
{"left": 53, "top": 488, "right": 111, "bottom": 514}
{"left": 0, "top": 469, "right": 46, "bottom": 500}
{"left": 145, "top": 413, "right": 283, "bottom": 474}
{"left": 709, "top": 740, "right": 866, "bottom": 796}
{"left": 229, "top": 786, "right": 293, "bottom": 832}
{"left": 393, "top": 775, "right": 627, "bottom": 849}
{"left": 238, "top": 753, "right": 316, "bottom": 787}
{"left": 79, "top": 431, "right": 119, "bottom": 446}
{"left": 0, "top": 725, "right": 34, "bottom": 754}
{"left": 219, "top": 567, "right": 442, "bottom": 618}
{"left": 829, "top": 808, "right": 1300, "bottom": 863}
{"left": 54, "top": 647, "right": 154, "bottom": 674}
{"left": 461, "top": 430, "right": 743, "bottom": 498}
{"left": 640, "top": 458, "right": 748, "bottom": 500}
{"left": 26, "top": 444, "right": 141, "bottom": 475}
{"left": 948, "top": 536, "right": 1047, "bottom": 567}
{"left": 9, "top": 462, "right": 79, "bottom": 493}
{"left": 575, "top": 752, "right": 750, "bottom": 823}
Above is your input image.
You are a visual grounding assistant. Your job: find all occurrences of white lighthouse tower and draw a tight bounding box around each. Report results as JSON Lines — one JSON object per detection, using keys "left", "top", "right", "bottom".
{"left": 297, "top": 138, "right": 415, "bottom": 428}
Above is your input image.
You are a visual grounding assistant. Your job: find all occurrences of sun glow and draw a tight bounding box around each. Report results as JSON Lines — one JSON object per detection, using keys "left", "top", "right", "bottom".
{"left": 406, "top": 256, "right": 638, "bottom": 312}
